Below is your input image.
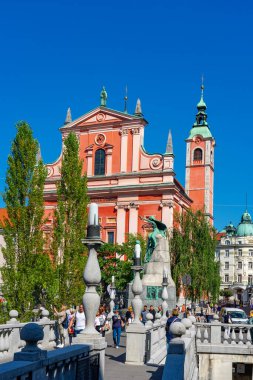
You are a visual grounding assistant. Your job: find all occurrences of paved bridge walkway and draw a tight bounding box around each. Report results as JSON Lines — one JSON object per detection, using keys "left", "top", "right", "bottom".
{"left": 104, "top": 332, "right": 164, "bottom": 380}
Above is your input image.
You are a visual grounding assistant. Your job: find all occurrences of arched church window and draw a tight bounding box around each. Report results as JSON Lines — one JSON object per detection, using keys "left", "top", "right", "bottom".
{"left": 193, "top": 148, "right": 202, "bottom": 161}
{"left": 95, "top": 149, "right": 105, "bottom": 175}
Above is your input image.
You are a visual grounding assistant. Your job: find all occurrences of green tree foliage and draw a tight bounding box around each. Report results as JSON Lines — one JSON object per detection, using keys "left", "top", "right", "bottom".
{"left": 170, "top": 210, "right": 220, "bottom": 302}
{"left": 220, "top": 289, "right": 233, "bottom": 299}
{"left": 98, "top": 233, "right": 146, "bottom": 292}
{"left": 52, "top": 132, "right": 88, "bottom": 307}
{"left": 1, "top": 122, "right": 56, "bottom": 317}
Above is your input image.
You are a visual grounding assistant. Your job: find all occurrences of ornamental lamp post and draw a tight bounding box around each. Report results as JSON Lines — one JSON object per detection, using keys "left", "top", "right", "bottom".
{"left": 108, "top": 276, "right": 116, "bottom": 320}
{"left": 161, "top": 268, "right": 169, "bottom": 320}
{"left": 80, "top": 203, "right": 103, "bottom": 336}
{"left": 131, "top": 240, "right": 144, "bottom": 324}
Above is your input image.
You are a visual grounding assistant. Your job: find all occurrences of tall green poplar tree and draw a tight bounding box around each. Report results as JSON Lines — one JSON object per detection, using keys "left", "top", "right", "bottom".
{"left": 1, "top": 122, "right": 55, "bottom": 317}
{"left": 170, "top": 210, "right": 220, "bottom": 302}
{"left": 52, "top": 132, "right": 88, "bottom": 307}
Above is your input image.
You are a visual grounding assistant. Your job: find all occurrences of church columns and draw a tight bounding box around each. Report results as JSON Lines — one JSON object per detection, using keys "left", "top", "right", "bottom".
{"left": 132, "top": 128, "right": 140, "bottom": 172}
{"left": 160, "top": 200, "right": 174, "bottom": 234}
{"left": 128, "top": 203, "right": 139, "bottom": 235}
{"left": 120, "top": 129, "right": 128, "bottom": 172}
{"left": 116, "top": 205, "right": 127, "bottom": 244}
{"left": 86, "top": 147, "right": 93, "bottom": 176}
{"left": 105, "top": 147, "right": 113, "bottom": 175}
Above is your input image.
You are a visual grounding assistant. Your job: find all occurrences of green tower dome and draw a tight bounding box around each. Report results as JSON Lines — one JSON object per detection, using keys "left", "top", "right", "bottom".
{"left": 197, "top": 97, "right": 207, "bottom": 110}
{"left": 236, "top": 211, "right": 253, "bottom": 236}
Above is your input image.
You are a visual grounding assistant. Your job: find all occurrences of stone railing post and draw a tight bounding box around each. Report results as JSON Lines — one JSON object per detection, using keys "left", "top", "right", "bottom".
{"left": 6, "top": 311, "right": 21, "bottom": 355}
{"left": 74, "top": 203, "right": 107, "bottom": 380}
{"left": 161, "top": 270, "right": 169, "bottom": 321}
{"left": 181, "top": 317, "right": 192, "bottom": 337}
{"left": 107, "top": 277, "right": 116, "bottom": 321}
{"left": 145, "top": 312, "right": 154, "bottom": 328}
{"left": 210, "top": 314, "right": 221, "bottom": 344}
{"left": 14, "top": 323, "right": 47, "bottom": 362}
{"left": 162, "top": 322, "right": 186, "bottom": 380}
{"left": 40, "top": 310, "right": 51, "bottom": 348}
{"left": 126, "top": 241, "right": 147, "bottom": 366}
{"left": 6, "top": 310, "right": 19, "bottom": 324}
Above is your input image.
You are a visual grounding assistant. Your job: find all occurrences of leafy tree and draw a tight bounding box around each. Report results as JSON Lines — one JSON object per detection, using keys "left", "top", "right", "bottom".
{"left": 98, "top": 233, "right": 146, "bottom": 294}
{"left": 220, "top": 289, "right": 233, "bottom": 300}
{"left": 170, "top": 210, "right": 220, "bottom": 302}
{"left": 52, "top": 132, "right": 88, "bottom": 307}
{"left": 1, "top": 122, "right": 56, "bottom": 317}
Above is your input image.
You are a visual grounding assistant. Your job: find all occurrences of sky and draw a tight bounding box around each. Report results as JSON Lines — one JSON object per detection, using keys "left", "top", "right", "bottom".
{"left": 0, "top": 0, "right": 253, "bottom": 231}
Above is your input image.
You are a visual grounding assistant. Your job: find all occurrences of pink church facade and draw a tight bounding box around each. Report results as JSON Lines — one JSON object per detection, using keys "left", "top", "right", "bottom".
{"left": 43, "top": 87, "right": 214, "bottom": 244}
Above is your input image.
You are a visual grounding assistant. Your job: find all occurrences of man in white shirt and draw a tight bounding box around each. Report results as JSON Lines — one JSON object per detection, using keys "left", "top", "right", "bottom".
{"left": 69, "top": 304, "right": 86, "bottom": 335}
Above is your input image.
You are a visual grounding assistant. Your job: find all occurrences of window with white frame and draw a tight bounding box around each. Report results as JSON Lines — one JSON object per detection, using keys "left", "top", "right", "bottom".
{"left": 238, "top": 241, "right": 242, "bottom": 244}
{"left": 249, "top": 262, "right": 253, "bottom": 269}
{"left": 249, "top": 250, "right": 253, "bottom": 257}
{"left": 249, "top": 275, "right": 253, "bottom": 285}
{"left": 225, "top": 250, "right": 229, "bottom": 257}
{"left": 225, "top": 240, "right": 230, "bottom": 245}
{"left": 215, "top": 251, "right": 220, "bottom": 259}
{"left": 224, "top": 274, "right": 229, "bottom": 283}
{"left": 238, "top": 262, "right": 242, "bottom": 269}
{"left": 238, "top": 274, "right": 242, "bottom": 283}
{"left": 238, "top": 249, "right": 242, "bottom": 256}
{"left": 225, "top": 262, "right": 229, "bottom": 270}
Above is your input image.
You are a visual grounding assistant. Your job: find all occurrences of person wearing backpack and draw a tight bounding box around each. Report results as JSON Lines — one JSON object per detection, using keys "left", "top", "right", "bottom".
{"left": 165, "top": 309, "right": 181, "bottom": 349}
{"left": 53, "top": 304, "right": 67, "bottom": 348}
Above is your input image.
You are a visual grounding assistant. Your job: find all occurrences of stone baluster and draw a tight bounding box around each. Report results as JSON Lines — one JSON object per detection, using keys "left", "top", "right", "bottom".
{"left": 0, "top": 330, "right": 5, "bottom": 359}
{"left": 203, "top": 326, "right": 209, "bottom": 343}
{"left": 246, "top": 326, "right": 252, "bottom": 347}
{"left": 49, "top": 324, "right": 56, "bottom": 348}
{"left": 238, "top": 327, "right": 244, "bottom": 345}
{"left": 223, "top": 328, "right": 229, "bottom": 345}
{"left": 161, "top": 269, "right": 169, "bottom": 321}
{"left": 230, "top": 327, "right": 236, "bottom": 345}
{"left": 3, "top": 329, "right": 10, "bottom": 354}
{"left": 196, "top": 325, "right": 202, "bottom": 343}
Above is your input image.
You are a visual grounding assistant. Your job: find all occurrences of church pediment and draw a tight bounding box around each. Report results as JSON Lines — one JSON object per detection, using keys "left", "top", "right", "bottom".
{"left": 61, "top": 106, "right": 142, "bottom": 130}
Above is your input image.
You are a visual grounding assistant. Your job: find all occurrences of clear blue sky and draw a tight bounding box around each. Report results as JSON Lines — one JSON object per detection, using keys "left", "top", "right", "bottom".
{"left": 0, "top": 0, "right": 252, "bottom": 231}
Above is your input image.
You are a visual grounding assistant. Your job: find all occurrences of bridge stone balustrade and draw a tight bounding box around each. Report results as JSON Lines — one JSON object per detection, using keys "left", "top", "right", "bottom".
{"left": 0, "top": 322, "right": 97, "bottom": 380}
{"left": 195, "top": 322, "right": 253, "bottom": 349}
{"left": 0, "top": 310, "right": 57, "bottom": 363}
{"left": 195, "top": 321, "right": 253, "bottom": 380}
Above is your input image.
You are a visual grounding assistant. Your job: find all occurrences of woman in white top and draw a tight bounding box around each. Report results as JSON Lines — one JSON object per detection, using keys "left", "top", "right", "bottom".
{"left": 94, "top": 306, "right": 109, "bottom": 337}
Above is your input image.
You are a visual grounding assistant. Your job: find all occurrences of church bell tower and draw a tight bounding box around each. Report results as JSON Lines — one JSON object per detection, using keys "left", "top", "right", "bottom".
{"left": 185, "top": 84, "right": 215, "bottom": 224}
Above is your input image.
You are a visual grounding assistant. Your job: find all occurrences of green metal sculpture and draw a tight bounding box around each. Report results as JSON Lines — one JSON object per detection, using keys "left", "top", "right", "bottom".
{"left": 140, "top": 216, "right": 167, "bottom": 263}
{"left": 100, "top": 86, "right": 107, "bottom": 107}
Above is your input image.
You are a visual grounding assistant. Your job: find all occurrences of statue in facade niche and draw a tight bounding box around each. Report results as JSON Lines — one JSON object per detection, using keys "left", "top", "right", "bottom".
{"left": 140, "top": 216, "right": 167, "bottom": 263}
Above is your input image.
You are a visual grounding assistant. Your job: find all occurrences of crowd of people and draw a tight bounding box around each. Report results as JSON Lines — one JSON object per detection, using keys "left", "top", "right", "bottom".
{"left": 52, "top": 303, "right": 169, "bottom": 349}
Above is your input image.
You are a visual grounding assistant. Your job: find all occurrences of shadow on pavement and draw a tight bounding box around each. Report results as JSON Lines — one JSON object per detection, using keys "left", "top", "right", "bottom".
{"left": 147, "top": 365, "right": 164, "bottom": 379}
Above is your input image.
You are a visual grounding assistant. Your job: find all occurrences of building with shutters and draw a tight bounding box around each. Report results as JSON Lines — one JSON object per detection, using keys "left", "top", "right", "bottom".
{"left": 217, "top": 211, "right": 253, "bottom": 302}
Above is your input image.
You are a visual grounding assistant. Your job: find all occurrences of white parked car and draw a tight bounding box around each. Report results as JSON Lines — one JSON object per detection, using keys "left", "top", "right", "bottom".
{"left": 220, "top": 307, "right": 248, "bottom": 324}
